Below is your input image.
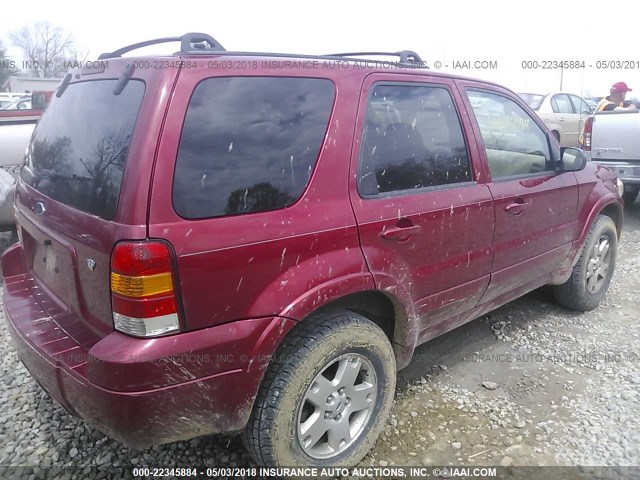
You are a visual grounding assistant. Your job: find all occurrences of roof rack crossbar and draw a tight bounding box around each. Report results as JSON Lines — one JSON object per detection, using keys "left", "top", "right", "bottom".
{"left": 98, "top": 32, "right": 225, "bottom": 60}
{"left": 325, "top": 50, "right": 425, "bottom": 67}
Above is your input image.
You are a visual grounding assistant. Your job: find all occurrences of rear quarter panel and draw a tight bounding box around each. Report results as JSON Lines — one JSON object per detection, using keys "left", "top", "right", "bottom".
{"left": 147, "top": 61, "right": 374, "bottom": 330}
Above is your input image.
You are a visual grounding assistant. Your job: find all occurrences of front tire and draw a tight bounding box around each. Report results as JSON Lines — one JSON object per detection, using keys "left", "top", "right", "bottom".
{"left": 242, "top": 311, "right": 396, "bottom": 467}
{"left": 554, "top": 215, "right": 617, "bottom": 311}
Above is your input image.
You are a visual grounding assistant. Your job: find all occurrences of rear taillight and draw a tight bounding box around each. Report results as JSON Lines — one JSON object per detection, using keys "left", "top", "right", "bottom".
{"left": 581, "top": 116, "right": 594, "bottom": 151}
{"left": 110, "top": 241, "right": 181, "bottom": 337}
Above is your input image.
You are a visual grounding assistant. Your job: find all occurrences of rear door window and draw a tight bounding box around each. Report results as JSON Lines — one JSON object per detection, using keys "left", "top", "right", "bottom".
{"left": 21, "top": 80, "right": 145, "bottom": 219}
{"left": 357, "top": 84, "right": 472, "bottom": 196}
{"left": 172, "top": 77, "right": 335, "bottom": 219}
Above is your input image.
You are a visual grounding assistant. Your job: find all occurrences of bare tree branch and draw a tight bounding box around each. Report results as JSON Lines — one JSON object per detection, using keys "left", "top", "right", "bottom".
{"left": 9, "top": 22, "right": 75, "bottom": 78}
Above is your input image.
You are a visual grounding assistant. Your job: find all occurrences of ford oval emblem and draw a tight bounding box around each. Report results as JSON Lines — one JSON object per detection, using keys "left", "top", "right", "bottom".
{"left": 34, "top": 202, "right": 46, "bottom": 215}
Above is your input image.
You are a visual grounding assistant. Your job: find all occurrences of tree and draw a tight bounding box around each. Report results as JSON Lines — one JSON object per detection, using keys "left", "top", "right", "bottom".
{"left": 9, "top": 22, "right": 78, "bottom": 78}
{"left": 0, "top": 40, "right": 17, "bottom": 86}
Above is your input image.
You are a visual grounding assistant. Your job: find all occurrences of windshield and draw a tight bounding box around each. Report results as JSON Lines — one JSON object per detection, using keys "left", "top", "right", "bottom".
{"left": 20, "top": 79, "right": 145, "bottom": 219}
{"left": 517, "top": 93, "right": 545, "bottom": 110}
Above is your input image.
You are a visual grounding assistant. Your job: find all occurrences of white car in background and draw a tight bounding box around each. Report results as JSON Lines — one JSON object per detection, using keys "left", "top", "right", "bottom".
{"left": 0, "top": 97, "right": 32, "bottom": 110}
{"left": 518, "top": 92, "right": 592, "bottom": 147}
{"left": 0, "top": 92, "right": 29, "bottom": 109}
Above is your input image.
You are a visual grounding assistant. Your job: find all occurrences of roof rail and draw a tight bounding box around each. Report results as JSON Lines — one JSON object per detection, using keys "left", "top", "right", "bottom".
{"left": 98, "top": 32, "right": 225, "bottom": 60}
{"left": 325, "top": 50, "right": 426, "bottom": 68}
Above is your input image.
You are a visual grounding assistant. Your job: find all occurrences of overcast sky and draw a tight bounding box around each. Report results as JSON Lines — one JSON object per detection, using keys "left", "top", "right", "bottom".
{"left": 1, "top": 0, "right": 637, "bottom": 98}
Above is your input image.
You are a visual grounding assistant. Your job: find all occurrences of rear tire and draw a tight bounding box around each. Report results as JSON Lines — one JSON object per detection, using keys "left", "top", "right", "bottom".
{"left": 242, "top": 310, "right": 396, "bottom": 467}
{"left": 622, "top": 186, "right": 639, "bottom": 206}
{"left": 554, "top": 215, "right": 617, "bottom": 311}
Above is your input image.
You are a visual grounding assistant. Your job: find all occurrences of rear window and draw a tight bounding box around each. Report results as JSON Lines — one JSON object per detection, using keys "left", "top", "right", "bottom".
{"left": 517, "top": 93, "right": 545, "bottom": 110}
{"left": 21, "top": 80, "right": 145, "bottom": 219}
{"left": 172, "top": 77, "right": 335, "bottom": 219}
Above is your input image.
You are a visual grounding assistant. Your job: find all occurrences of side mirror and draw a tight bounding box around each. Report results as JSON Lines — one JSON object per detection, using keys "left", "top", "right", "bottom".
{"left": 561, "top": 147, "right": 587, "bottom": 172}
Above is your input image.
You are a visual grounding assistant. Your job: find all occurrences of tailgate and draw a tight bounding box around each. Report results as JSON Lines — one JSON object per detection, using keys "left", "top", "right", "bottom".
{"left": 15, "top": 192, "right": 121, "bottom": 341}
{"left": 592, "top": 111, "right": 640, "bottom": 161}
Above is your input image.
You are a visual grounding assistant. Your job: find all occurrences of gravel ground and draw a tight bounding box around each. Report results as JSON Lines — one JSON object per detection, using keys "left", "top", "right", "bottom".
{"left": 0, "top": 203, "right": 639, "bottom": 479}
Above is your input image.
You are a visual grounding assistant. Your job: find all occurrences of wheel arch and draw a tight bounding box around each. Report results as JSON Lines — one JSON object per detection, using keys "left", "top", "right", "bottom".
{"left": 600, "top": 202, "right": 623, "bottom": 238}
{"left": 308, "top": 290, "right": 415, "bottom": 366}
{"left": 571, "top": 196, "right": 622, "bottom": 268}
{"left": 254, "top": 272, "right": 418, "bottom": 372}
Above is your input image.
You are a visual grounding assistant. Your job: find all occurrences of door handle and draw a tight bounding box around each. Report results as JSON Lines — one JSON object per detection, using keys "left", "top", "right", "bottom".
{"left": 504, "top": 199, "right": 530, "bottom": 216}
{"left": 380, "top": 224, "right": 422, "bottom": 242}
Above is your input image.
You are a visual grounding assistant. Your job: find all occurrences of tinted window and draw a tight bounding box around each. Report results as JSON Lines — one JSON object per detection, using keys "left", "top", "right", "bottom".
{"left": 467, "top": 90, "right": 552, "bottom": 179}
{"left": 21, "top": 80, "right": 145, "bottom": 219}
{"left": 358, "top": 84, "right": 471, "bottom": 196}
{"left": 173, "top": 77, "right": 334, "bottom": 219}
{"left": 551, "top": 94, "right": 574, "bottom": 114}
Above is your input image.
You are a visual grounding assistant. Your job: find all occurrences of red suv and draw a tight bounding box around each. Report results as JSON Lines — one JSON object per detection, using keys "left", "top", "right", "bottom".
{"left": 2, "top": 33, "right": 623, "bottom": 467}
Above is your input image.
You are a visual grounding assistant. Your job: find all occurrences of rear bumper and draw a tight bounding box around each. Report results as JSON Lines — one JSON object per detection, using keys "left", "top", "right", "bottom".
{"left": 588, "top": 158, "right": 640, "bottom": 184}
{"left": 2, "top": 243, "right": 295, "bottom": 449}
